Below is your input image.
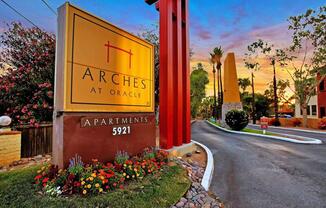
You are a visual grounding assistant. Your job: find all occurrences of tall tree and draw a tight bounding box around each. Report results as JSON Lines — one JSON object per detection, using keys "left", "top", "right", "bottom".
{"left": 210, "top": 46, "right": 223, "bottom": 119}
{"left": 238, "top": 78, "right": 251, "bottom": 94}
{"left": 264, "top": 79, "right": 290, "bottom": 104}
{"left": 244, "top": 46, "right": 261, "bottom": 124}
{"left": 190, "top": 63, "right": 209, "bottom": 118}
{"left": 209, "top": 53, "right": 217, "bottom": 119}
{"left": 280, "top": 6, "right": 326, "bottom": 127}
{"left": 138, "top": 25, "right": 159, "bottom": 106}
{"left": 199, "top": 96, "right": 215, "bottom": 119}
{"left": 246, "top": 39, "right": 286, "bottom": 123}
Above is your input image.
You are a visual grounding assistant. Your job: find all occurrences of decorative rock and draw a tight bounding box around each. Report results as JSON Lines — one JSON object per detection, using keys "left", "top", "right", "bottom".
{"left": 175, "top": 201, "right": 184, "bottom": 207}
{"left": 34, "top": 155, "right": 43, "bottom": 161}
{"left": 0, "top": 116, "right": 11, "bottom": 126}
{"left": 189, "top": 202, "right": 195, "bottom": 208}
{"left": 180, "top": 197, "right": 187, "bottom": 203}
{"left": 171, "top": 159, "right": 223, "bottom": 208}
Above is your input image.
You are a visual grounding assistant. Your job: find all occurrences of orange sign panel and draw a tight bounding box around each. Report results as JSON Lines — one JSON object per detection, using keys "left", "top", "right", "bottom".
{"left": 57, "top": 3, "right": 154, "bottom": 112}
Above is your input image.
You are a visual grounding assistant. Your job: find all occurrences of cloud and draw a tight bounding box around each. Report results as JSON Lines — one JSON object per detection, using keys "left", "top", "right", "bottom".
{"left": 231, "top": 4, "right": 247, "bottom": 25}
{"left": 190, "top": 19, "right": 212, "bottom": 40}
{"left": 249, "top": 23, "right": 291, "bottom": 48}
{"left": 220, "top": 31, "right": 232, "bottom": 39}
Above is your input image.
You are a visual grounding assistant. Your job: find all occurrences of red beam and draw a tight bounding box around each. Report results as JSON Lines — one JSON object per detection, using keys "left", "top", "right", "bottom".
{"left": 159, "top": 0, "right": 174, "bottom": 149}
{"left": 182, "top": 0, "right": 191, "bottom": 144}
{"left": 173, "top": 0, "right": 183, "bottom": 146}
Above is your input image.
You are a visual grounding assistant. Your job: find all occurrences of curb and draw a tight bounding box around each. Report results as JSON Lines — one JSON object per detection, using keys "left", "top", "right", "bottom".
{"left": 192, "top": 140, "right": 214, "bottom": 191}
{"left": 206, "top": 120, "right": 322, "bottom": 145}
{"left": 248, "top": 124, "right": 326, "bottom": 135}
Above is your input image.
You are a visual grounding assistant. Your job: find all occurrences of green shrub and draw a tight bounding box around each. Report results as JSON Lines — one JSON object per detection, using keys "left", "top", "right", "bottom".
{"left": 225, "top": 109, "right": 249, "bottom": 131}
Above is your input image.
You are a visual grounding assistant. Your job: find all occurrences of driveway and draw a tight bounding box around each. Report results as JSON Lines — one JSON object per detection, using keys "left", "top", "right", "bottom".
{"left": 192, "top": 120, "right": 326, "bottom": 208}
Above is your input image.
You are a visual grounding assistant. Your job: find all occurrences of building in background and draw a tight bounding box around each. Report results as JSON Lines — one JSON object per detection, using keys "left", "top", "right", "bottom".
{"left": 295, "top": 75, "right": 326, "bottom": 119}
{"left": 317, "top": 75, "right": 326, "bottom": 118}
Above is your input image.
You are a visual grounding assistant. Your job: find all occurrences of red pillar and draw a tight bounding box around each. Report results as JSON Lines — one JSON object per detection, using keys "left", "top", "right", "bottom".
{"left": 182, "top": 0, "right": 191, "bottom": 143}
{"left": 159, "top": 0, "right": 174, "bottom": 149}
{"left": 146, "top": 0, "right": 190, "bottom": 148}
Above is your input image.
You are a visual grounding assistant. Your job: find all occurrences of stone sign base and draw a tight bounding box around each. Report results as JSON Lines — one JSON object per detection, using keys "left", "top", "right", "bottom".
{"left": 53, "top": 112, "right": 156, "bottom": 168}
{"left": 222, "top": 102, "right": 243, "bottom": 123}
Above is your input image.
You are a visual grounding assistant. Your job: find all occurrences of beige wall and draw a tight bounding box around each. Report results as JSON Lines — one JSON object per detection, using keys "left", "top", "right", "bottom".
{"left": 295, "top": 95, "right": 318, "bottom": 118}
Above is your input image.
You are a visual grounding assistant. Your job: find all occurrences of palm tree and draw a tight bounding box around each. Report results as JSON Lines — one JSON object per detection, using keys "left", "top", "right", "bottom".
{"left": 209, "top": 53, "right": 217, "bottom": 119}
{"left": 211, "top": 46, "right": 223, "bottom": 119}
{"left": 238, "top": 78, "right": 251, "bottom": 94}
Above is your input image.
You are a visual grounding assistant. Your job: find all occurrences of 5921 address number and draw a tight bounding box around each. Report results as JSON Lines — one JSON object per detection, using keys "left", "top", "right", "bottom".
{"left": 112, "top": 126, "right": 131, "bottom": 136}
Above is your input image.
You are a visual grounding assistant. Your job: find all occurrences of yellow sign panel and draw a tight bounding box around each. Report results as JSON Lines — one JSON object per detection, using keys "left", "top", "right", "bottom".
{"left": 57, "top": 3, "right": 154, "bottom": 112}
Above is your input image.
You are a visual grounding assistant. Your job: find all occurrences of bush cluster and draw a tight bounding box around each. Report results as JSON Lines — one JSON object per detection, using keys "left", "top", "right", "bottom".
{"left": 318, "top": 118, "right": 326, "bottom": 130}
{"left": 225, "top": 109, "right": 249, "bottom": 131}
{"left": 268, "top": 118, "right": 281, "bottom": 126}
{"left": 34, "top": 148, "right": 169, "bottom": 196}
{"left": 0, "top": 22, "right": 55, "bottom": 127}
{"left": 291, "top": 118, "right": 301, "bottom": 127}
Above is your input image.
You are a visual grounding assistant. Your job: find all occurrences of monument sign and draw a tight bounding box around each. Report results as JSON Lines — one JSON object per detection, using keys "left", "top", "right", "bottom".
{"left": 53, "top": 3, "right": 155, "bottom": 167}
{"left": 222, "top": 53, "right": 243, "bottom": 122}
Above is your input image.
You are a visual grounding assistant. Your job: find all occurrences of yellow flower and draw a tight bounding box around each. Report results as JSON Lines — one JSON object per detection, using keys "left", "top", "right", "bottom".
{"left": 89, "top": 177, "right": 94, "bottom": 181}
{"left": 41, "top": 167, "right": 45, "bottom": 170}
{"left": 95, "top": 183, "right": 100, "bottom": 188}
{"left": 80, "top": 178, "right": 84, "bottom": 181}
{"left": 37, "top": 170, "right": 41, "bottom": 174}
{"left": 91, "top": 173, "right": 96, "bottom": 178}
{"left": 99, "top": 176, "right": 104, "bottom": 180}
{"left": 81, "top": 181, "right": 85, "bottom": 185}
{"left": 123, "top": 173, "right": 126, "bottom": 176}
{"left": 99, "top": 188, "right": 103, "bottom": 193}
{"left": 58, "top": 169, "right": 63, "bottom": 174}
{"left": 83, "top": 190, "right": 87, "bottom": 195}
{"left": 87, "top": 184, "right": 91, "bottom": 189}
{"left": 136, "top": 174, "right": 140, "bottom": 177}
{"left": 132, "top": 175, "right": 135, "bottom": 178}
{"left": 123, "top": 164, "right": 127, "bottom": 167}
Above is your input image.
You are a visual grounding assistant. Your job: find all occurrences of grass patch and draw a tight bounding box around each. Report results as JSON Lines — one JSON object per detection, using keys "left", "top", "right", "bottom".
{"left": 208, "top": 120, "right": 221, "bottom": 127}
{"left": 242, "top": 128, "right": 275, "bottom": 136}
{"left": 0, "top": 164, "right": 190, "bottom": 208}
{"left": 208, "top": 120, "right": 275, "bottom": 136}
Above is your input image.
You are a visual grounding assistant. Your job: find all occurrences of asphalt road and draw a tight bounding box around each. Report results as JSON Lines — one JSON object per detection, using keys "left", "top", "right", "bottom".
{"left": 192, "top": 120, "right": 326, "bottom": 208}
{"left": 247, "top": 124, "right": 326, "bottom": 142}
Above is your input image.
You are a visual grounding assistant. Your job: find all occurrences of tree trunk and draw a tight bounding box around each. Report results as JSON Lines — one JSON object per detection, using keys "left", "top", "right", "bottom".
{"left": 217, "top": 63, "right": 223, "bottom": 120}
{"left": 213, "top": 65, "right": 217, "bottom": 120}
{"left": 301, "top": 103, "right": 308, "bottom": 128}
{"left": 216, "top": 64, "right": 221, "bottom": 119}
{"left": 272, "top": 63, "right": 279, "bottom": 121}
{"left": 251, "top": 72, "right": 256, "bottom": 124}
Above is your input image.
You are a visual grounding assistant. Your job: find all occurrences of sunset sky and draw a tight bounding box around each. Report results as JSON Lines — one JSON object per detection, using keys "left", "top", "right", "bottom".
{"left": 1, "top": 0, "right": 325, "bottom": 97}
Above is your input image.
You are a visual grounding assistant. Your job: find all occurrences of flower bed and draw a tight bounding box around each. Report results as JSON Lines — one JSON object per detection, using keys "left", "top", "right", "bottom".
{"left": 33, "top": 148, "right": 169, "bottom": 196}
